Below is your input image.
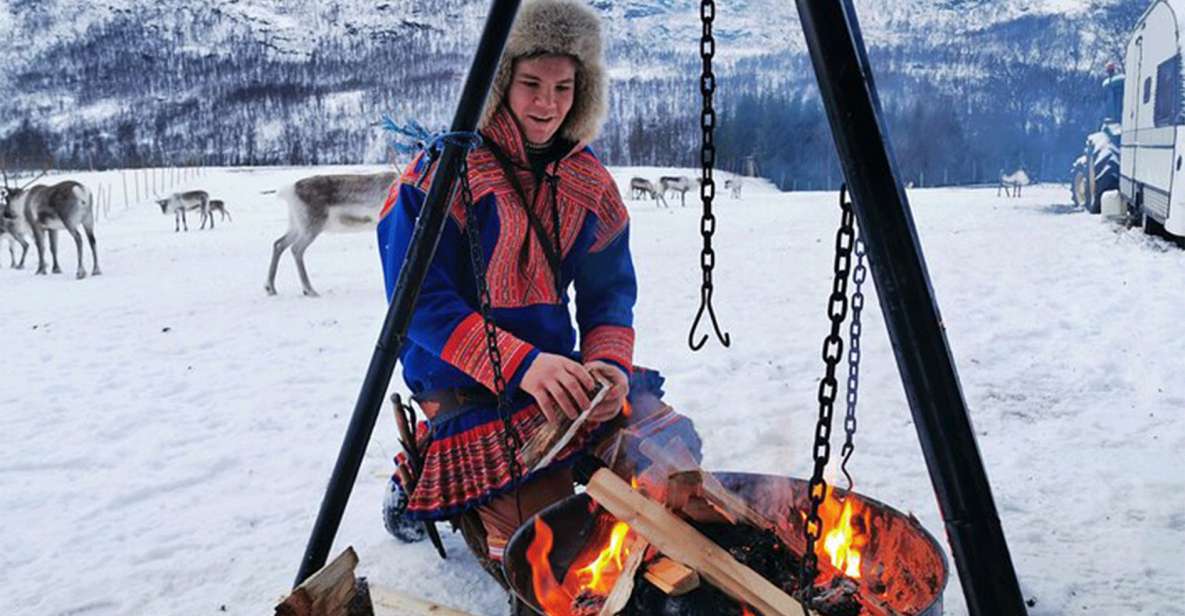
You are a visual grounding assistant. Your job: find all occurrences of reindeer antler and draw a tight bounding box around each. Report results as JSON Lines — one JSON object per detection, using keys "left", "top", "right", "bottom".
{"left": 18, "top": 170, "right": 47, "bottom": 191}
{"left": 17, "top": 158, "right": 52, "bottom": 191}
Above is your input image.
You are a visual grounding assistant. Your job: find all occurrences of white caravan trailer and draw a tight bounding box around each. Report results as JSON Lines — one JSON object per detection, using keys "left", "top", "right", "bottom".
{"left": 1120, "top": 0, "right": 1185, "bottom": 236}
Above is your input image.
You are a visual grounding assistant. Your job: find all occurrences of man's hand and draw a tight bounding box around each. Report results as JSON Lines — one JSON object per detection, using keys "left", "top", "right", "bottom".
{"left": 584, "top": 361, "right": 629, "bottom": 424}
{"left": 521, "top": 353, "right": 597, "bottom": 423}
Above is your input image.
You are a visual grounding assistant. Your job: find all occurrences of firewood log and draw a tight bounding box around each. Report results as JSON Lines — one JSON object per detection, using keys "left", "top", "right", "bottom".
{"left": 275, "top": 548, "right": 360, "bottom": 616}
{"left": 643, "top": 557, "right": 701, "bottom": 596}
{"left": 368, "top": 584, "right": 479, "bottom": 616}
{"left": 640, "top": 437, "right": 806, "bottom": 554}
{"left": 520, "top": 382, "right": 609, "bottom": 471}
{"left": 642, "top": 439, "right": 766, "bottom": 529}
{"left": 597, "top": 535, "right": 650, "bottom": 616}
{"left": 663, "top": 470, "right": 732, "bottom": 524}
{"left": 579, "top": 462, "right": 812, "bottom": 616}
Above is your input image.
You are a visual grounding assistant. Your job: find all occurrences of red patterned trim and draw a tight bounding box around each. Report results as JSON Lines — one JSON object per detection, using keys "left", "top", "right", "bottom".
{"left": 590, "top": 180, "right": 629, "bottom": 253}
{"left": 483, "top": 104, "right": 529, "bottom": 166}
{"left": 406, "top": 402, "right": 598, "bottom": 518}
{"left": 381, "top": 153, "right": 430, "bottom": 220}
{"left": 378, "top": 181, "right": 401, "bottom": 221}
{"left": 445, "top": 107, "right": 632, "bottom": 309}
{"left": 581, "top": 325, "right": 635, "bottom": 374}
{"left": 441, "top": 313, "right": 535, "bottom": 391}
{"left": 400, "top": 151, "right": 429, "bottom": 184}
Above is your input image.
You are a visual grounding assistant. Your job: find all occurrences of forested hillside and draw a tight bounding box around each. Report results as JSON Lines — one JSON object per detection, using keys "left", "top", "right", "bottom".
{"left": 0, "top": 0, "right": 1148, "bottom": 188}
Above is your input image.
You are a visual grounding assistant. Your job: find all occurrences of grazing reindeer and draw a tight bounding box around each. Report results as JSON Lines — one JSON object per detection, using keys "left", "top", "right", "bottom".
{"left": 998, "top": 168, "right": 1031, "bottom": 198}
{"left": 3, "top": 180, "right": 100, "bottom": 278}
{"left": 266, "top": 171, "right": 397, "bottom": 297}
{"left": 724, "top": 177, "right": 743, "bottom": 199}
{"left": 157, "top": 191, "right": 211, "bottom": 232}
{"left": 629, "top": 177, "right": 656, "bottom": 200}
{"left": 628, "top": 177, "right": 668, "bottom": 207}
{"left": 659, "top": 175, "right": 693, "bottom": 207}
{"left": 208, "top": 199, "right": 232, "bottom": 222}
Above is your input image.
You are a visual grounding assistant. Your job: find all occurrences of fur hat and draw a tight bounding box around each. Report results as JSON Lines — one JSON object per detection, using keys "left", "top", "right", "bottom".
{"left": 478, "top": 0, "right": 607, "bottom": 145}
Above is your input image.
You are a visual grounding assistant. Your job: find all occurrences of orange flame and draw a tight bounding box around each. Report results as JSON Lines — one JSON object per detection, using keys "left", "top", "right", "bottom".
{"left": 528, "top": 517, "right": 574, "bottom": 614}
{"left": 574, "top": 521, "right": 632, "bottom": 593}
{"left": 818, "top": 487, "right": 869, "bottom": 579}
{"left": 526, "top": 516, "right": 638, "bottom": 615}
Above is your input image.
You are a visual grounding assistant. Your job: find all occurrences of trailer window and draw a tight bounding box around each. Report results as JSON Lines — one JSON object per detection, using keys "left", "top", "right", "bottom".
{"left": 1154, "top": 55, "right": 1181, "bottom": 126}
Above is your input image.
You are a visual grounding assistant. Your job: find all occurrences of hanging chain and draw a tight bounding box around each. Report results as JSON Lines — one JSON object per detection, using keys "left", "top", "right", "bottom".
{"left": 802, "top": 185, "right": 857, "bottom": 593}
{"left": 688, "top": 0, "right": 730, "bottom": 351}
{"left": 459, "top": 153, "right": 524, "bottom": 484}
{"left": 839, "top": 234, "right": 867, "bottom": 493}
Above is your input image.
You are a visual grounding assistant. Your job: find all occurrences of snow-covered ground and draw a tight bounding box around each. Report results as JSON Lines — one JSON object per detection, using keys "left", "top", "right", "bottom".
{"left": 2, "top": 167, "right": 1182, "bottom": 616}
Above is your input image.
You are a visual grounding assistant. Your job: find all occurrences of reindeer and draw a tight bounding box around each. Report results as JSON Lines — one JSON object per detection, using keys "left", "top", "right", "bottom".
{"left": 629, "top": 177, "right": 655, "bottom": 200}
{"left": 2, "top": 178, "right": 100, "bottom": 279}
{"left": 724, "top": 177, "right": 743, "bottom": 199}
{"left": 1, "top": 219, "right": 31, "bottom": 268}
{"left": 998, "top": 168, "right": 1031, "bottom": 198}
{"left": 208, "top": 199, "right": 231, "bottom": 222}
{"left": 265, "top": 171, "right": 398, "bottom": 297}
{"left": 157, "top": 191, "right": 212, "bottom": 232}
{"left": 659, "top": 175, "right": 693, "bottom": 207}
{"left": 0, "top": 185, "right": 30, "bottom": 268}
{"left": 628, "top": 177, "right": 669, "bottom": 207}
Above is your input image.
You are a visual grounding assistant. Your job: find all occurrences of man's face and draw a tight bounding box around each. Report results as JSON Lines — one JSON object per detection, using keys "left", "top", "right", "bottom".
{"left": 506, "top": 54, "right": 577, "bottom": 145}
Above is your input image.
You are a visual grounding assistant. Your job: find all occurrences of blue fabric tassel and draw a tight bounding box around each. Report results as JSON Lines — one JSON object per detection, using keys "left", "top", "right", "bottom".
{"left": 381, "top": 115, "right": 483, "bottom": 157}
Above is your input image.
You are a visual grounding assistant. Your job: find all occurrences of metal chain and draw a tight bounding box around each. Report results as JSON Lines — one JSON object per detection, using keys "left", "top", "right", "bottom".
{"left": 802, "top": 185, "right": 857, "bottom": 593}
{"left": 839, "top": 234, "right": 867, "bottom": 493}
{"left": 688, "top": 0, "right": 730, "bottom": 352}
{"left": 460, "top": 156, "right": 524, "bottom": 484}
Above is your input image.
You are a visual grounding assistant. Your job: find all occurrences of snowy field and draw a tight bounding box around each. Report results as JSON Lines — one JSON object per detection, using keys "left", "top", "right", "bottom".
{"left": 2, "top": 166, "right": 1183, "bottom": 616}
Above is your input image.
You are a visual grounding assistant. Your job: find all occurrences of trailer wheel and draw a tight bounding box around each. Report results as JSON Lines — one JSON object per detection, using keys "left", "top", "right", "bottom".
{"left": 1142, "top": 211, "right": 1167, "bottom": 237}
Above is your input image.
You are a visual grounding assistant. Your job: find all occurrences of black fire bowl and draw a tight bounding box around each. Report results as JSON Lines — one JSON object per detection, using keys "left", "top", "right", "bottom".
{"left": 504, "top": 472, "right": 948, "bottom": 616}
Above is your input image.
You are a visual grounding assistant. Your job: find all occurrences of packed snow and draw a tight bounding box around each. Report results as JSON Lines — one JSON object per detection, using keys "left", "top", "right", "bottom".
{"left": 2, "top": 166, "right": 1183, "bottom": 616}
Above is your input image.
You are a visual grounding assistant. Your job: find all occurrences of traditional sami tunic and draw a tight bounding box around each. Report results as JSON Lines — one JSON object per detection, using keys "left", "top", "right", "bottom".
{"left": 377, "top": 107, "right": 637, "bottom": 520}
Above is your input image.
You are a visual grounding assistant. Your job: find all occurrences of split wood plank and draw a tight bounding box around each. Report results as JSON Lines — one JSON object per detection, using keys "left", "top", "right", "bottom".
{"left": 641, "top": 439, "right": 771, "bottom": 530}
{"left": 640, "top": 438, "right": 807, "bottom": 554}
{"left": 275, "top": 548, "right": 359, "bottom": 616}
{"left": 585, "top": 467, "right": 813, "bottom": 616}
{"left": 521, "top": 382, "right": 610, "bottom": 472}
{"left": 643, "top": 557, "right": 701, "bottom": 596}
{"left": 369, "top": 584, "right": 479, "bottom": 616}
{"left": 597, "top": 536, "right": 650, "bottom": 616}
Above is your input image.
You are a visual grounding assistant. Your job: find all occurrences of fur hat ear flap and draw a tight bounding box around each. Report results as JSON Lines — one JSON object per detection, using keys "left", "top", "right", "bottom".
{"left": 478, "top": 0, "right": 608, "bottom": 145}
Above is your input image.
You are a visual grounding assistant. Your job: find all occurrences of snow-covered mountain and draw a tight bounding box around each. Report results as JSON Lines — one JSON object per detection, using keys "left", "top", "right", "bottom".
{"left": 0, "top": 0, "right": 1148, "bottom": 186}
{"left": 0, "top": 0, "right": 1129, "bottom": 62}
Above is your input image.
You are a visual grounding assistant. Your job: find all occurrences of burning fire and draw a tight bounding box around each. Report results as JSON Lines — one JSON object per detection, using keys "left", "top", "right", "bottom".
{"left": 574, "top": 521, "right": 632, "bottom": 593}
{"left": 817, "top": 486, "right": 870, "bottom": 579}
{"left": 528, "top": 517, "right": 571, "bottom": 614}
{"left": 528, "top": 516, "right": 639, "bottom": 615}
